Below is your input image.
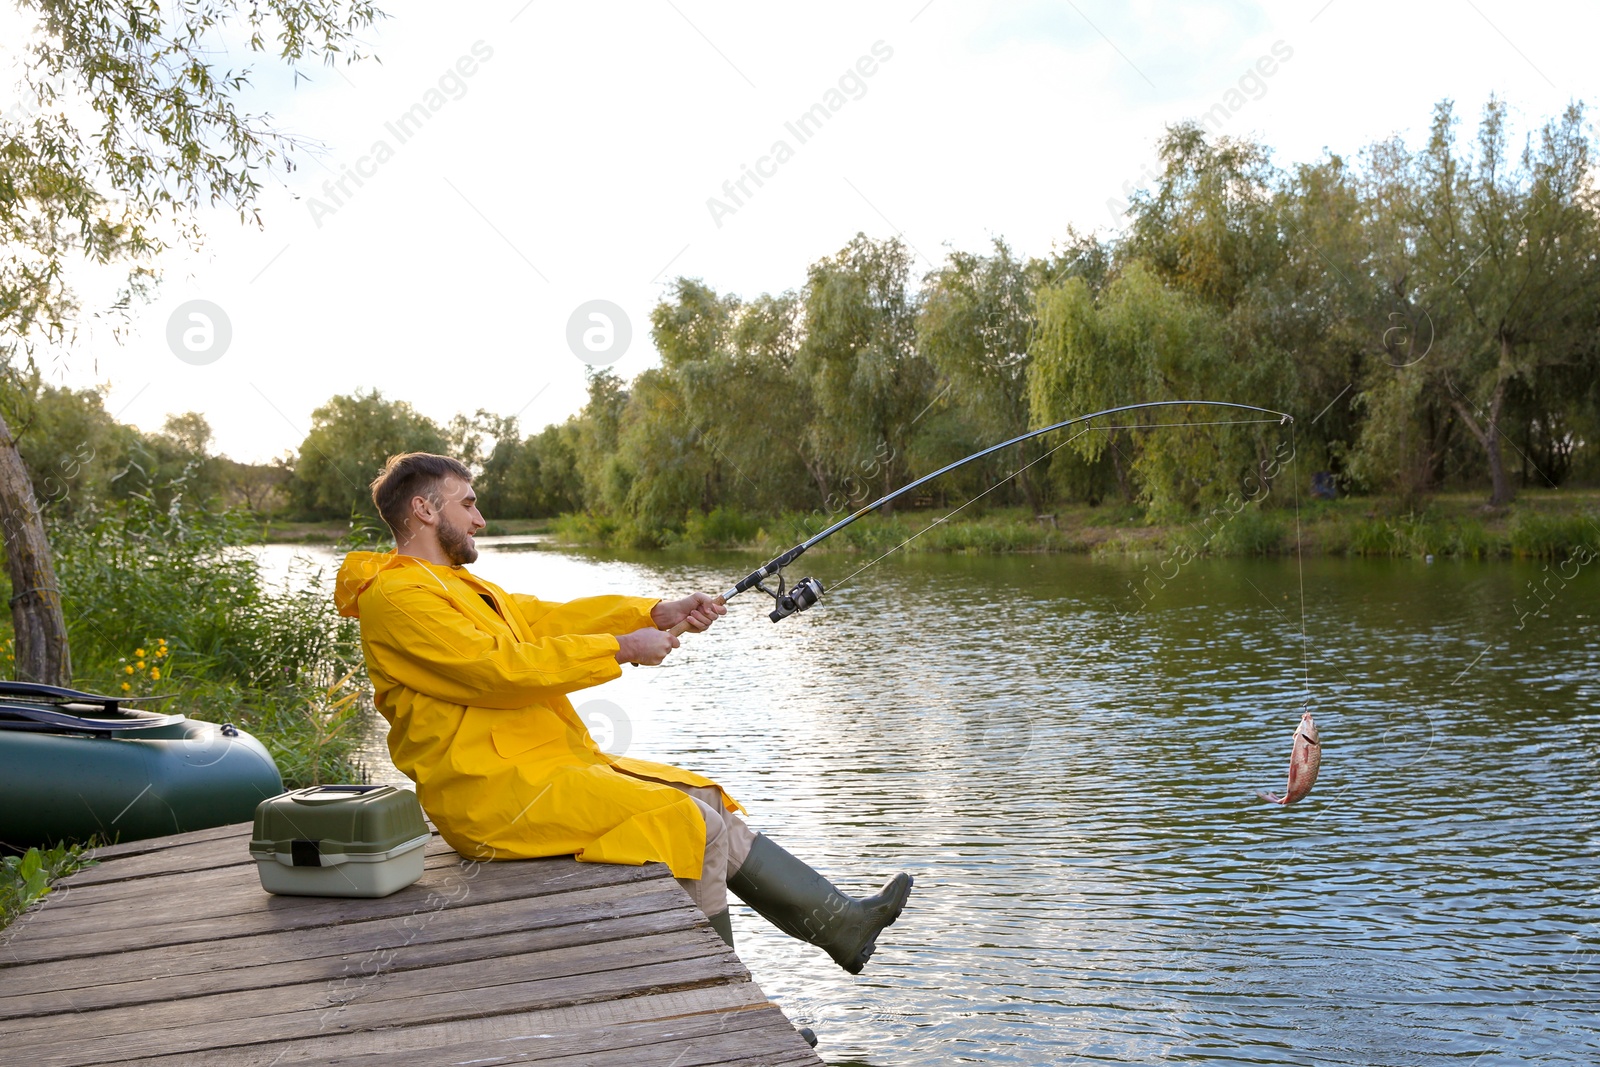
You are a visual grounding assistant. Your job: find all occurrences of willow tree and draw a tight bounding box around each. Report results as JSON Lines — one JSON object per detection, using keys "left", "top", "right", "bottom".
{"left": 1030, "top": 264, "right": 1257, "bottom": 517}
{"left": 1116, "top": 123, "right": 1300, "bottom": 484}
{"left": 796, "top": 234, "right": 933, "bottom": 507}
{"left": 647, "top": 279, "right": 749, "bottom": 514}
{"left": 917, "top": 239, "right": 1045, "bottom": 512}
{"left": 1, "top": 1, "right": 383, "bottom": 683}
{"left": 1356, "top": 99, "right": 1600, "bottom": 506}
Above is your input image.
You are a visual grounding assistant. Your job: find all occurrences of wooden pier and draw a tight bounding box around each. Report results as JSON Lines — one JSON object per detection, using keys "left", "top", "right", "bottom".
{"left": 1, "top": 823, "right": 823, "bottom": 1066}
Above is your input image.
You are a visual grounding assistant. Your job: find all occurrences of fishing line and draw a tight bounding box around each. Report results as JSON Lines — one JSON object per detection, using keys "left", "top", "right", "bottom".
{"left": 674, "top": 400, "right": 1296, "bottom": 630}
{"left": 828, "top": 422, "right": 1096, "bottom": 595}
{"left": 831, "top": 416, "right": 1288, "bottom": 595}
{"left": 1291, "top": 419, "right": 1311, "bottom": 704}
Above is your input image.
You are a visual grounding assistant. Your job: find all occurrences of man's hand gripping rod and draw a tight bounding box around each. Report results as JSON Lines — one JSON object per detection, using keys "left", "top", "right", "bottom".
{"left": 668, "top": 400, "right": 1294, "bottom": 636}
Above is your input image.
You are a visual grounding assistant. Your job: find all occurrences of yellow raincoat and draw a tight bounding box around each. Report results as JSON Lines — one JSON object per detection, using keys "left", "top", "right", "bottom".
{"left": 334, "top": 551, "right": 742, "bottom": 878}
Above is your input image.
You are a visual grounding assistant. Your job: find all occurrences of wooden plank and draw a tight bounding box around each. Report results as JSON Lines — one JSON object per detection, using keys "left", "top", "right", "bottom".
{"left": 27, "top": 846, "right": 466, "bottom": 915}
{"left": 8, "top": 858, "right": 661, "bottom": 957}
{"left": 65, "top": 831, "right": 272, "bottom": 886}
{"left": 6, "top": 820, "right": 823, "bottom": 1067}
{"left": 21, "top": 852, "right": 470, "bottom": 932}
{"left": 522, "top": 1029, "right": 822, "bottom": 1067}
{"left": 507, "top": 1022, "right": 821, "bottom": 1067}
{"left": 113, "top": 988, "right": 777, "bottom": 1066}
{"left": 5, "top": 925, "right": 733, "bottom": 1042}
{"left": 3, "top": 859, "right": 668, "bottom": 965}
{"left": 2, "top": 890, "right": 704, "bottom": 1020}
{"left": 1, "top": 880, "right": 692, "bottom": 1009}
{"left": 86, "top": 820, "right": 263, "bottom": 861}
{"left": 21, "top": 953, "right": 754, "bottom": 1064}
{"left": 61, "top": 829, "right": 446, "bottom": 889}
{"left": 82, "top": 817, "right": 437, "bottom": 865}
{"left": 296, "top": 1004, "right": 811, "bottom": 1067}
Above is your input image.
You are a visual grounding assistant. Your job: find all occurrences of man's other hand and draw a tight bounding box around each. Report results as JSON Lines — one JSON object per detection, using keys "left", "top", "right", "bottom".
{"left": 616, "top": 627, "right": 679, "bottom": 665}
{"left": 650, "top": 593, "right": 727, "bottom": 634}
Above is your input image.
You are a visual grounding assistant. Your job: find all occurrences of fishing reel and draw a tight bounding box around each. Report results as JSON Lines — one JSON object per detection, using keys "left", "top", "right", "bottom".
{"left": 754, "top": 572, "right": 824, "bottom": 623}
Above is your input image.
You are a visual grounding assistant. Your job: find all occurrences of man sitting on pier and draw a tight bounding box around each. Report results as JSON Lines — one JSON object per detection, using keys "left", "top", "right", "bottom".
{"left": 334, "top": 452, "right": 913, "bottom": 974}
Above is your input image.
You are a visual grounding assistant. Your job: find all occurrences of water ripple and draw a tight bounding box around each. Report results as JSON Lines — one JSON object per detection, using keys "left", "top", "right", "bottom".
{"left": 323, "top": 543, "right": 1599, "bottom": 1066}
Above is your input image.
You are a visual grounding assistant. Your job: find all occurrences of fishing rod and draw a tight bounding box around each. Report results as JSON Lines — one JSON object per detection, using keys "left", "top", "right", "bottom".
{"left": 670, "top": 400, "right": 1294, "bottom": 634}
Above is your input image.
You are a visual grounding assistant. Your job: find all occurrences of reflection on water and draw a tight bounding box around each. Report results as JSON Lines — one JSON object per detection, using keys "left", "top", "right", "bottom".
{"left": 262, "top": 537, "right": 1600, "bottom": 1066}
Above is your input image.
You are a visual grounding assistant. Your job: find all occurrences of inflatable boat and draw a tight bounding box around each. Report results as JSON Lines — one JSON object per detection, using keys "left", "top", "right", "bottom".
{"left": 0, "top": 681, "right": 283, "bottom": 848}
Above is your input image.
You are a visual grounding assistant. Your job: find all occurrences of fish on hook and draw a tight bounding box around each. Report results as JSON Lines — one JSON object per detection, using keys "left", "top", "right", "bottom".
{"left": 1259, "top": 710, "right": 1320, "bottom": 805}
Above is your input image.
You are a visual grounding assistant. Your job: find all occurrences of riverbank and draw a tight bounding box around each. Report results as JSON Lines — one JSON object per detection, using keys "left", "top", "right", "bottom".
{"left": 543, "top": 489, "right": 1600, "bottom": 560}
{"left": 254, "top": 518, "right": 552, "bottom": 543}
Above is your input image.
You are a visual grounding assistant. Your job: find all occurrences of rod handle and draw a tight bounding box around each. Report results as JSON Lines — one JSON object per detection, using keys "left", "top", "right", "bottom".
{"left": 666, "top": 594, "right": 727, "bottom": 638}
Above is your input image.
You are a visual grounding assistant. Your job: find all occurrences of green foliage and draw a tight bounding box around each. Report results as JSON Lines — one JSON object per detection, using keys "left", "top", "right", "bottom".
{"left": 1346, "top": 518, "right": 1399, "bottom": 556}
{"left": 476, "top": 421, "right": 583, "bottom": 519}
{"left": 1349, "top": 99, "right": 1600, "bottom": 505}
{"left": 3, "top": 0, "right": 384, "bottom": 361}
{"left": 288, "top": 390, "right": 447, "bottom": 520}
{"left": 798, "top": 234, "right": 934, "bottom": 497}
{"left": 14, "top": 58, "right": 1600, "bottom": 546}
{"left": 50, "top": 497, "right": 368, "bottom": 786}
{"left": 679, "top": 507, "right": 761, "bottom": 548}
{"left": 646, "top": 283, "right": 819, "bottom": 516}
{"left": 1, "top": 841, "right": 96, "bottom": 930}
{"left": 1341, "top": 510, "right": 1506, "bottom": 559}
{"left": 1208, "top": 507, "right": 1287, "bottom": 556}
{"left": 1451, "top": 519, "right": 1495, "bottom": 560}
{"left": 918, "top": 238, "right": 1043, "bottom": 509}
{"left": 617, "top": 369, "right": 711, "bottom": 529}
{"left": 551, "top": 507, "right": 1092, "bottom": 555}
{"left": 2, "top": 374, "right": 138, "bottom": 515}
{"left": 1030, "top": 264, "right": 1271, "bottom": 517}
{"left": 0, "top": 370, "right": 236, "bottom": 515}
{"left": 1508, "top": 511, "right": 1600, "bottom": 559}
{"left": 547, "top": 511, "right": 664, "bottom": 550}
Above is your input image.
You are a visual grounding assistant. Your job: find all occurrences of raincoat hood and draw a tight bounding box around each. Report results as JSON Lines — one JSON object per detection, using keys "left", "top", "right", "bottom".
{"left": 335, "top": 550, "right": 408, "bottom": 618}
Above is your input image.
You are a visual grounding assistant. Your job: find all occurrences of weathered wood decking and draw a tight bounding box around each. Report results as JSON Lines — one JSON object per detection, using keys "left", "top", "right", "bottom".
{"left": 1, "top": 823, "right": 823, "bottom": 1066}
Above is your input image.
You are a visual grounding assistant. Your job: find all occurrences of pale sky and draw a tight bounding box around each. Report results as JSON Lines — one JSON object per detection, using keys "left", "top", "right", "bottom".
{"left": 10, "top": 0, "right": 1595, "bottom": 463}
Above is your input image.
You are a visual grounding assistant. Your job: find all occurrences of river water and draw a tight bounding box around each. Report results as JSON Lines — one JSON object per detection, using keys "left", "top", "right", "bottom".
{"left": 255, "top": 537, "right": 1600, "bottom": 1066}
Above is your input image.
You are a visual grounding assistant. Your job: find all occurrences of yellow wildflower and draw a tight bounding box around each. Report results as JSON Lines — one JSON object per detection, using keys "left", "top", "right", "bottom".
{"left": 135, "top": 648, "right": 146, "bottom": 658}
{"left": 150, "top": 667, "right": 160, "bottom": 681}
{"left": 124, "top": 664, "right": 135, "bottom": 675}
{"left": 121, "top": 682, "right": 131, "bottom": 692}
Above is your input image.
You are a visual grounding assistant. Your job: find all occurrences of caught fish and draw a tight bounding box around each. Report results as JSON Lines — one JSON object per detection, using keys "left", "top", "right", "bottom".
{"left": 1259, "top": 709, "right": 1320, "bottom": 805}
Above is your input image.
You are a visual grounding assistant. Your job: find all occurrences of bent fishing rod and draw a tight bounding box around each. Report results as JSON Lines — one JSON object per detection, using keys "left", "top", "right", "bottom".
{"left": 670, "top": 400, "right": 1294, "bottom": 635}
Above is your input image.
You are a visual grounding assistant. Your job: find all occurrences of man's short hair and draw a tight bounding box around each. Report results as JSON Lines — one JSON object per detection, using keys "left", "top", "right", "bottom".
{"left": 370, "top": 453, "right": 472, "bottom": 538}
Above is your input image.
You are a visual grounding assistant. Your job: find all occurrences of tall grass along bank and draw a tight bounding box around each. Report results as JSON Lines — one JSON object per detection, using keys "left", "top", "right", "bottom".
{"left": 545, "top": 492, "right": 1600, "bottom": 561}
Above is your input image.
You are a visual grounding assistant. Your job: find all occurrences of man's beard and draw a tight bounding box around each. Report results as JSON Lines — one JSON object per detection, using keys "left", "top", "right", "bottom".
{"left": 437, "top": 514, "right": 478, "bottom": 566}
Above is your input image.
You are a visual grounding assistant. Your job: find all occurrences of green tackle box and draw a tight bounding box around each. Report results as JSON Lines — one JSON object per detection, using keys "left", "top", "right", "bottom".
{"left": 250, "top": 784, "right": 430, "bottom": 898}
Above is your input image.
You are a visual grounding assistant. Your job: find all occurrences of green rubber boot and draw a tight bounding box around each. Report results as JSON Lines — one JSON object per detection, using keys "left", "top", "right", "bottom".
{"left": 727, "top": 834, "right": 913, "bottom": 974}
{"left": 707, "top": 908, "right": 734, "bottom": 948}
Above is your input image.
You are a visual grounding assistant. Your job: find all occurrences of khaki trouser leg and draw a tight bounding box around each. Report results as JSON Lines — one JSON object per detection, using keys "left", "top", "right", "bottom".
{"left": 609, "top": 770, "right": 755, "bottom": 918}
{"left": 672, "top": 784, "right": 756, "bottom": 918}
